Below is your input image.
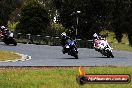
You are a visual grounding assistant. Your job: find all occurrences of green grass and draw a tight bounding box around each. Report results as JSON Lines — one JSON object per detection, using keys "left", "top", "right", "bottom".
{"left": 0, "top": 67, "right": 132, "bottom": 88}
{"left": 110, "top": 43, "right": 132, "bottom": 52}
{"left": 100, "top": 30, "right": 129, "bottom": 44}
{"left": 0, "top": 51, "right": 21, "bottom": 61}
{"left": 100, "top": 30, "right": 132, "bottom": 51}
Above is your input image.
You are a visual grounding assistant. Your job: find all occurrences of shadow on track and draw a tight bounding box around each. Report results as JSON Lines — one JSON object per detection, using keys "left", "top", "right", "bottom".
{"left": 0, "top": 44, "right": 16, "bottom": 46}
{"left": 0, "top": 42, "right": 17, "bottom": 46}
{"left": 92, "top": 56, "right": 112, "bottom": 58}
{"left": 60, "top": 57, "right": 79, "bottom": 59}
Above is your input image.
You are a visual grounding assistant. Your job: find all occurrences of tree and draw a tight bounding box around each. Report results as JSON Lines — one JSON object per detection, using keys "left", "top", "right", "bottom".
{"left": 54, "top": 0, "right": 114, "bottom": 39}
{"left": 16, "top": 0, "right": 50, "bottom": 35}
{"left": 123, "top": 0, "right": 132, "bottom": 46}
{"left": 49, "top": 23, "right": 67, "bottom": 37}
{"left": 111, "top": 0, "right": 125, "bottom": 42}
{"left": 0, "top": 0, "right": 23, "bottom": 26}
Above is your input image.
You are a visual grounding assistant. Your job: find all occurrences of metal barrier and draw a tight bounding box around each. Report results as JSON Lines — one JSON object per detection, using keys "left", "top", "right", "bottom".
{"left": 76, "top": 39, "right": 93, "bottom": 48}
{"left": 15, "top": 33, "right": 93, "bottom": 48}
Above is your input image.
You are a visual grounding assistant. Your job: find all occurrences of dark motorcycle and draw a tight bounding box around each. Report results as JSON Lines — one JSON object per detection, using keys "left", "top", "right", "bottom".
{"left": 63, "top": 39, "right": 78, "bottom": 59}
{"left": 2, "top": 36, "right": 17, "bottom": 46}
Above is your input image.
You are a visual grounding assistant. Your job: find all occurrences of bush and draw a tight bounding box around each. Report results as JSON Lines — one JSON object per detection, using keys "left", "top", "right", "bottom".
{"left": 16, "top": 0, "right": 50, "bottom": 35}
{"left": 48, "top": 23, "right": 68, "bottom": 37}
{"left": 7, "top": 21, "right": 19, "bottom": 31}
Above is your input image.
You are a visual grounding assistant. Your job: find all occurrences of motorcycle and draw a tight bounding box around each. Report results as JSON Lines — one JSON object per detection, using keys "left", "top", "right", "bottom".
{"left": 63, "top": 39, "right": 78, "bottom": 59}
{"left": 1, "top": 35, "right": 17, "bottom": 46}
{"left": 94, "top": 39, "right": 114, "bottom": 58}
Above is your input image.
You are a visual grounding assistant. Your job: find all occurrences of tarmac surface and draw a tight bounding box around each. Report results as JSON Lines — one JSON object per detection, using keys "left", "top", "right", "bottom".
{"left": 0, "top": 42, "right": 132, "bottom": 66}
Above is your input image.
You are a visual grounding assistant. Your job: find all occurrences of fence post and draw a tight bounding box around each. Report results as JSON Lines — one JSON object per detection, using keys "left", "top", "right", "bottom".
{"left": 36, "top": 35, "right": 41, "bottom": 45}
{"left": 45, "top": 36, "right": 50, "bottom": 45}
{"left": 55, "top": 37, "right": 59, "bottom": 46}
{"left": 26, "top": 34, "right": 31, "bottom": 44}
{"left": 17, "top": 33, "right": 22, "bottom": 39}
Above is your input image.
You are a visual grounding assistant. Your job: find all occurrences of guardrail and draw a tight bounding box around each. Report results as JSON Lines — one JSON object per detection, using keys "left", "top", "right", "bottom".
{"left": 14, "top": 33, "right": 93, "bottom": 48}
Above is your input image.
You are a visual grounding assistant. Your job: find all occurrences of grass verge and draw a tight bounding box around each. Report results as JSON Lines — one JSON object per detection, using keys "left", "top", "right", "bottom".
{"left": 0, "top": 67, "right": 131, "bottom": 88}
{"left": 100, "top": 30, "right": 132, "bottom": 51}
{"left": 0, "top": 51, "right": 21, "bottom": 61}
{"left": 110, "top": 43, "right": 132, "bottom": 52}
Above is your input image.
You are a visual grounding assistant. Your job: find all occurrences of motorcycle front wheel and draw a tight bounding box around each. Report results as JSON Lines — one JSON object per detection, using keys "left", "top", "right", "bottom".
{"left": 74, "top": 54, "right": 78, "bottom": 59}
{"left": 14, "top": 42, "right": 17, "bottom": 46}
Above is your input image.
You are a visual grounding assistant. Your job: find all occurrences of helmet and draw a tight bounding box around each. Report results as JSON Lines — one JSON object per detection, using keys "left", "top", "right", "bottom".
{"left": 1, "top": 26, "right": 5, "bottom": 29}
{"left": 61, "top": 32, "right": 66, "bottom": 36}
{"left": 93, "top": 33, "right": 98, "bottom": 38}
{"left": 93, "top": 33, "right": 99, "bottom": 40}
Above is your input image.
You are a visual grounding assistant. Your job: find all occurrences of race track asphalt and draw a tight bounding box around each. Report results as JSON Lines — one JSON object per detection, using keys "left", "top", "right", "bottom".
{"left": 0, "top": 42, "right": 132, "bottom": 66}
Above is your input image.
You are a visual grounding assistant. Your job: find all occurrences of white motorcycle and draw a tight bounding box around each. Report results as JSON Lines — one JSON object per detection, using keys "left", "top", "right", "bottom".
{"left": 95, "top": 39, "right": 114, "bottom": 58}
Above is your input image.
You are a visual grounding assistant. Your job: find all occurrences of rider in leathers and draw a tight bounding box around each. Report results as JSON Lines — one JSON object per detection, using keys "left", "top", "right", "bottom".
{"left": 60, "top": 32, "right": 77, "bottom": 54}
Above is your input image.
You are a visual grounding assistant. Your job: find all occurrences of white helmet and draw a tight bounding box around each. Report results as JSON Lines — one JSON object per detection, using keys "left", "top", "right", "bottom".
{"left": 1, "top": 26, "right": 5, "bottom": 29}
{"left": 61, "top": 32, "right": 66, "bottom": 36}
{"left": 93, "top": 33, "right": 98, "bottom": 37}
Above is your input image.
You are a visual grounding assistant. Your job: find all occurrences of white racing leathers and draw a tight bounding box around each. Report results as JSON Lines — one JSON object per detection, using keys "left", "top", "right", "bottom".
{"left": 94, "top": 39, "right": 114, "bottom": 58}
{"left": 97, "top": 40, "right": 111, "bottom": 50}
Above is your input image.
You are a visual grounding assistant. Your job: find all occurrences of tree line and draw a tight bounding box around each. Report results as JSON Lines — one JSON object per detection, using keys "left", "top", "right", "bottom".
{"left": 0, "top": 0, "right": 132, "bottom": 45}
